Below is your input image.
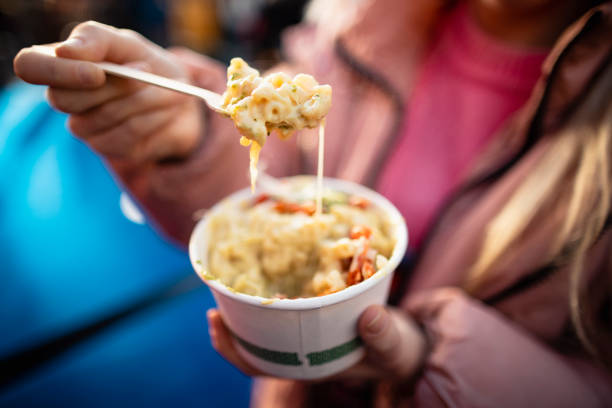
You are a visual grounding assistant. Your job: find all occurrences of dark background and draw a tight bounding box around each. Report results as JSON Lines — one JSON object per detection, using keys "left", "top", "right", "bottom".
{"left": 0, "top": 0, "right": 309, "bottom": 86}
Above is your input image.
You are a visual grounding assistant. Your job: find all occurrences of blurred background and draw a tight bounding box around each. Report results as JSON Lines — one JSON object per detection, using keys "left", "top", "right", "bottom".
{"left": 0, "top": 0, "right": 308, "bottom": 406}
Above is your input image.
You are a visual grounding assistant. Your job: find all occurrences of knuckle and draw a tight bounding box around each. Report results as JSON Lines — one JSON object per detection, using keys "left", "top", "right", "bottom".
{"left": 85, "top": 137, "right": 106, "bottom": 155}
{"left": 123, "top": 115, "right": 143, "bottom": 137}
{"left": 170, "top": 126, "right": 198, "bottom": 157}
{"left": 81, "top": 20, "right": 97, "bottom": 27}
{"left": 174, "top": 133, "right": 197, "bottom": 156}
{"left": 47, "top": 57, "right": 60, "bottom": 84}
{"left": 66, "top": 116, "right": 83, "bottom": 136}
{"left": 74, "top": 20, "right": 98, "bottom": 35}
{"left": 171, "top": 110, "right": 200, "bottom": 154}
{"left": 73, "top": 20, "right": 114, "bottom": 41}
{"left": 67, "top": 115, "right": 94, "bottom": 138}
{"left": 45, "top": 89, "right": 65, "bottom": 111}
{"left": 46, "top": 89, "right": 83, "bottom": 113}
{"left": 119, "top": 28, "right": 145, "bottom": 43}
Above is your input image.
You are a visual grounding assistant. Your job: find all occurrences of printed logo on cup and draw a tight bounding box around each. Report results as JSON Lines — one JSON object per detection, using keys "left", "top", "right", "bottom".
{"left": 232, "top": 331, "right": 363, "bottom": 367}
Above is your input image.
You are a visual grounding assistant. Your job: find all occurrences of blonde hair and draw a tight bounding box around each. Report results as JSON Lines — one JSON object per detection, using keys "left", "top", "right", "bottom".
{"left": 468, "top": 64, "right": 612, "bottom": 363}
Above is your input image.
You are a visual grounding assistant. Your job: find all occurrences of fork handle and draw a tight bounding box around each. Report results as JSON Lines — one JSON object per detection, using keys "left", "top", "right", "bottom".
{"left": 95, "top": 62, "right": 224, "bottom": 111}
{"left": 32, "top": 46, "right": 225, "bottom": 112}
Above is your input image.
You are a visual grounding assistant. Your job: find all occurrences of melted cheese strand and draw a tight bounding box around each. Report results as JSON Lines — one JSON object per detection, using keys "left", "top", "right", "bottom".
{"left": 249, "top": 142, "right": 261, "bottom": 193}
{"left": 316, "top": 121, "right": 325, "bottom": 216}
{"left": 221, "top": 59, "right": 331, "bottom": 195}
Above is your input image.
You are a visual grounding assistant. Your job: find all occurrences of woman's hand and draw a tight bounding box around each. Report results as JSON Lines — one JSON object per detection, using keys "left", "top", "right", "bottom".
{"left": 13, "top": 21, "right": 202, "bottom": 163}
{"left": 207, "top": 304, "right": 427, "bottom": 381}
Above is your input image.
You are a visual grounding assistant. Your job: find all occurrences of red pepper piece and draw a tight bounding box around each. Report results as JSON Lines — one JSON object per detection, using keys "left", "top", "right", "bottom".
{"left": 346, "top": 240, "right": 370, "bottom": 286}
{"left": 299, "top": 201, "right": 316, "bottom": 216}
{"left": 274, "top": 200, "right": 315, "bottom": 216}
{"left": 361, "top": 260, "right": 375, "bottom": 280}
{"left": 346, "top": 266, "right": 363, "bottom": 286}
{"left": 253, "top": 193, "right": 270, "bottom": 205}
{"left": 349, "top": 225, "right": 372, "bottom": 240}
{"left": 349, "top": 196, "right": 370, "bottom": 209}
{"left": 274, "top": 200, "right": 300, "bottom": 213}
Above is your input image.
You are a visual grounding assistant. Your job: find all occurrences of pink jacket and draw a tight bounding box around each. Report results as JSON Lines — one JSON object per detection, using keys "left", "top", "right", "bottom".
{"left": 112, "top": 1, "right": 612, "bottom": 406}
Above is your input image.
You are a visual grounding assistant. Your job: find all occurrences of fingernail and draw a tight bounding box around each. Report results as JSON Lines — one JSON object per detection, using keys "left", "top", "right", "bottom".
{"left": 364, "top": 306, "right": 386, "bottom": 334}
{"left": 62, "top": 37, "right": 84, "bottom": 48}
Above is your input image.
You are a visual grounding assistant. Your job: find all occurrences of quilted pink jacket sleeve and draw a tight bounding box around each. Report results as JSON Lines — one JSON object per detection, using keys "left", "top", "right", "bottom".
{"left": 399, "top": 288, "right": 612, "bottom": 408}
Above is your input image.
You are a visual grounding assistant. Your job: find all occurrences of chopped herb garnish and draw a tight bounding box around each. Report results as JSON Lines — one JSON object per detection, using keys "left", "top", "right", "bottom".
{"left": 203, "top": 272, "right": 216, "bottom": 280}
{"left": 230, "top": 73, "right": 241, "bottom": 80}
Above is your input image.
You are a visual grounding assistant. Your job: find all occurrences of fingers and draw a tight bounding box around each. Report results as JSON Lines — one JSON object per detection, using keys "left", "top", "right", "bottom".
{"left": 207, "top": 306, "right": 427, "bottom": 381}
{"left": 207, "top": 309, "right": 264, "bottom": 377}
{"left": 14, "top": 21, "right": 181, "bottom": 92}
{"left": 358, "top": 305, "right": 427, "bottom": 379}
{"left": 14, "top": 47, "right": 105, "bottom": 89}
{"left": 68, "top": 85, "right": 187, "bottom": 135}
{"left": 45, "top": 76, "right": 139, "bottom": 114}
{"left": 12, "top": 21, "right": 198, "bottom": 165}
{"left": 77, "top": 104, "right": 180, "bottom": 160}
{"left": 72, "top": 98, "right": 200, "bottom": 162}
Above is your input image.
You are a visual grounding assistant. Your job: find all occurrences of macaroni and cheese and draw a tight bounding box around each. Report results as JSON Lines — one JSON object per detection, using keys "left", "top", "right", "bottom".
{"left": 221, "top": 58, "right": 332, "bottom": 190}
{"left": 205, "top": 179, "right": 395, "bottom": 298}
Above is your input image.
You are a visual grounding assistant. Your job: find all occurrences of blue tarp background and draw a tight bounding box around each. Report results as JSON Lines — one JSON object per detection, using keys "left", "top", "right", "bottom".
{"left": 0, "top": 82, "right": 251, "bottom": 407}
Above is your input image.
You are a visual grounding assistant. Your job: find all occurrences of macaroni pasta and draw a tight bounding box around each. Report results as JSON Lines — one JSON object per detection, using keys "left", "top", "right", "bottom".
{"left": 221, "top": 58, "right": 332, "bottom": 190}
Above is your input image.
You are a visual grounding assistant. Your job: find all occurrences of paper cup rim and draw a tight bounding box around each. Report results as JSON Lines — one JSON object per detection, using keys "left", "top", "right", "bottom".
{"left": 189, "top": 176, "right": 408, "bottom": 311}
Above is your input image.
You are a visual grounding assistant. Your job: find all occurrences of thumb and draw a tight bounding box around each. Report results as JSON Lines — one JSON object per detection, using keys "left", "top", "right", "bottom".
{"left": 358, "top": 305, "right": 427, "bottom": 379}
{"left": 55, "top": 21, "right": 150, "bottom": 63}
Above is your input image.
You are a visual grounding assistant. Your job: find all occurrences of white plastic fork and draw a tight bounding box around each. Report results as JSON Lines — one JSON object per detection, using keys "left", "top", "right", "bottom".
{"left": 33, "top": 46, "right": 226, "bottom": 113}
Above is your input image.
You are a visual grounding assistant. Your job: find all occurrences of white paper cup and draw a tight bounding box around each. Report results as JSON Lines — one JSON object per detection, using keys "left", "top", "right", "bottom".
{"left": 189, "top": 177, "right": 408, "bottom": 379}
